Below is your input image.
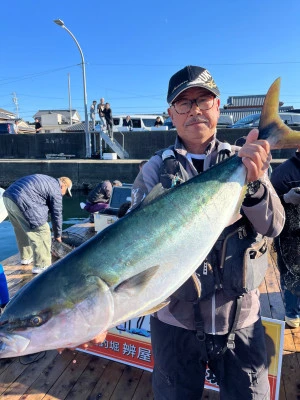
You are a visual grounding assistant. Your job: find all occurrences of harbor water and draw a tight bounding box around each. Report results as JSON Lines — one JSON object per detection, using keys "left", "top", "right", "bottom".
{"left": 0, "top": 191, "right": 89, "bottom": 262}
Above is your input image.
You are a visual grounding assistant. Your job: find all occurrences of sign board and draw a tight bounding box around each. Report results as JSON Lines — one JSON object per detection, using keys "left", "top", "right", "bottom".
{"left": 78, "top": 316, "right": 284, "bottom": 400}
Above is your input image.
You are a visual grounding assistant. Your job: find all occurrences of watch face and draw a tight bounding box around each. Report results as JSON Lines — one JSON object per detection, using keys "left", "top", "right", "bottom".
{"left": 246, "top": 180, "right": 261, "bottom": 197}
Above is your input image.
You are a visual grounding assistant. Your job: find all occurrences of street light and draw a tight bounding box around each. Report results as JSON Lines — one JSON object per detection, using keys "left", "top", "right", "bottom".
{"left": 53, "top": 19, "right": 91, "bottom": 158}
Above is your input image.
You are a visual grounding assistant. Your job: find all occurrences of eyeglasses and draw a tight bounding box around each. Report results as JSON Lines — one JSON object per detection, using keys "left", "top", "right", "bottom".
{"left": 172, "top": 96, "right": 216, "bottom": 114}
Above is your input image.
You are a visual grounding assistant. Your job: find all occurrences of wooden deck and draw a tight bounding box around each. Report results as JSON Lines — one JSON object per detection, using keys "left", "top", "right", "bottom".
{"left": 0, "top": 238, "right": 299, "bottom": 400}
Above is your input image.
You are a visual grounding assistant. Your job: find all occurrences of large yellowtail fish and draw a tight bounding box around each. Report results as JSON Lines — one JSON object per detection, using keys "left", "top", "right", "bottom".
{"left": 0, "top": 78, "right": 299, "bottom": 358}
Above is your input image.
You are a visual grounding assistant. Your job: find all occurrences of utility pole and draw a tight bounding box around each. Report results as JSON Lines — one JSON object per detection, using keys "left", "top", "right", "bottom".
{"left": 12, "top": 92, "right": 19, "bottom": 118}
{"left": 68, "top": 73, "right": 72, "bottom": 125}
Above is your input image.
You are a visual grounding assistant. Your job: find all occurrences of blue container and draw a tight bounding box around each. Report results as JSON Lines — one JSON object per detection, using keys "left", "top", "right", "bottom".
{"left": 0, "top": 264, "right": 9, "bottom": 307}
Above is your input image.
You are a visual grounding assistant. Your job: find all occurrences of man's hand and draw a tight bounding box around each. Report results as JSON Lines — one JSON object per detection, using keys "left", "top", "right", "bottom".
{"left": 80, "top": 331, "right": 107, "bottom": 349}
{"left": 57, "top": 331, "right": 107, "bottom": 354}
{"left": 238, "top": 129, "right": 271, "bottom": 182}
{"left": 55, "top": 237, "right": 62, "bottom": 243}
{"left": 283, "top": 187, "right": 300, "bottom": 205}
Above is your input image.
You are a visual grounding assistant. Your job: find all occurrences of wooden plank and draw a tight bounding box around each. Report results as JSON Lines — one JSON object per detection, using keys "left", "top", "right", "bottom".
{"left": 283, "top": 327, "right": 300, "bottom": 353}
{"left": 88, "top": 360, "right": 126, "bottom": 400}
{"left": 110, "top": 365, "right": 143, "bottom": 400}
{"left": 63, "top": 355, "right": 110, "bottom": 400}
{"left": 20, "top": 350, "right": 76, "bottom": 400}
{"left": 0, "top": 358, "right": 29, "bottom": 396}
{"left": 42, "top": 351, "right": 92, "bottom": 400}
{"left": 259, "top": 279, "right": 272, "bottom": 319}
{"left": 279, "top": 350, "right": 300, "bottom": 400}
{"left": 1, "top": 350, "right": 58, "bottom": 399}
{"left": 132, "top": 370, "right": 153, "bottom": 400}
{"left": 0, "top": 358, "right": 15, "bottom": 379}
{"left": 262, "top": 252, "right": 285, "bottom": 321}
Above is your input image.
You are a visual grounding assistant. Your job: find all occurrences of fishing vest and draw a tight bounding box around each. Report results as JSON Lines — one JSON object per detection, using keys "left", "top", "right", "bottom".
{"left": 156, "top": 142, "right": 269, "bottom": 301}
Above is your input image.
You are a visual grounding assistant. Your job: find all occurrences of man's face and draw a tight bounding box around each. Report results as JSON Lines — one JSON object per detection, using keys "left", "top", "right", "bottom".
{"left": 168, "top": 87, "right": 220, "bottom": 146}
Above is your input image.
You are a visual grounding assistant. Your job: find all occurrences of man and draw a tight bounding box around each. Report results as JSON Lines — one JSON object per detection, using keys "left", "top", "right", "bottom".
{"left": 97, "top": 98, "right": 106, "bottom": 129}
{"left": 13, "top": 119, "right": 20, "bottom": 134}
{"left": 34, "top": 118, "right": 42, "bottom": 133}
{"left": 103, "top": 103, "right": 113, "bottom": 137}
{"left": 80, "top": 179, "right": 122, "bottom": 214}
{"left": 154, "top": 116, "right": 163, "bottom": 127}
{"left": 271, "top": 146, "right": 300, "bottom": 328}
{"left": 123, "top": 115, "right": 133, "bottom": 131}
{"left": 3, "top": 174, "right": 72, "bottom": 274}
{"left": 90, "top": 100, "right": 97, "bottom": 130}
{"left": 130, "top": 66, "right": 284, "bottom": 399}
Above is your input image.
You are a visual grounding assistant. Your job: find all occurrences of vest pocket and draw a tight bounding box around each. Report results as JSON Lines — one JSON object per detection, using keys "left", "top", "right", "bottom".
{"left": 243, "top": 237, "right": 268, "bottom": 292}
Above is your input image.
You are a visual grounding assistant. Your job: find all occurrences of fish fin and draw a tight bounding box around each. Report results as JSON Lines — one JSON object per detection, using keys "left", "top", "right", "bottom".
{"left": 258, "top": 78, "right": 300, "bottom": 149}
{"left": 114, "top": 265, "right": 160, "bottom": 294}
{"left": 142, "top": 300, "right": 170, "bottom": 315}
{"left": 141, "top": 184, "right": 170, "bottom": 207}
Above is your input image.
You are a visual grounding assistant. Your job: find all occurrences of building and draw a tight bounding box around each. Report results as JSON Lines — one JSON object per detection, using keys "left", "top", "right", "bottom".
{"left": 33, "top": 109, "right": 81, "bottom": 133}
{"left": 220, "top": 95, "right": 294, "bottom": 123}
{"left": 0, "top": 108, "right": 16, "bottom": 122}
{"left": 0, "top": 108, "right": 35, "bottom": 133}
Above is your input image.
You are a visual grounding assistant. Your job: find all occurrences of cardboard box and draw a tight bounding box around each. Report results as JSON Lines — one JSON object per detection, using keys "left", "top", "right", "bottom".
{"left": 103, "top": 153, "right": 117, "bottom": 160}
{"left": 94, "top": 214, "right": 118, "bottom": 232}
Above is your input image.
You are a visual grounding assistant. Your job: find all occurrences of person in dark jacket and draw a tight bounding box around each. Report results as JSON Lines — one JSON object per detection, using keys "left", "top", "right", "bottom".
{"left": 154, "top": 116, "right": 163, "bottom": 127}
{"left": 34, "top": 118, "right": 42, "bottom": 133}
{"left": 80, "top": 180, "right": 122, "bottom": 214}
{"left": 103, "top": 103, "right": 113, "bottom": 137}
{"left": 129, "top": 65, "right": 284, "bottom": 400}
{"left": 123, "top": 116, "right": 133, "bottom": 131}
{"left": 271, "top": 146, "right": 300, "bottom": 328}
{"left": 3, "top": 174, "right": 72, "bottom": 274}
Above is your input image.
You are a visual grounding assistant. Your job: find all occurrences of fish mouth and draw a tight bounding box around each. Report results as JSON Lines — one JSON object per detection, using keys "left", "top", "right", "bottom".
{"left": 0, "top": 333, "right": 31, "bottom": 357}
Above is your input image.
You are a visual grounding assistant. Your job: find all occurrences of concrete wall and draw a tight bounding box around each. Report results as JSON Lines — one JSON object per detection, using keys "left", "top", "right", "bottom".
{"left": 0, "top": 159, "right": 142, "bottom": 189}
{"left": 0, "top": 133, "right": 86, "bottom": 159}
{"left": 1, "top": 128, "right": 299, "bottom": 160}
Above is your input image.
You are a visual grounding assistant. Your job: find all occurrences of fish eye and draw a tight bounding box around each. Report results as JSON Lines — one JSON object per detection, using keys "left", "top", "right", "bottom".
{"left": 30, "top": 316, "right": 43, "bottom": 326}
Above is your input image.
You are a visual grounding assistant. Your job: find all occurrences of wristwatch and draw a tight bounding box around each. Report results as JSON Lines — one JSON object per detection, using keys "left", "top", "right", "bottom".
{"left": 245, "top": 180, "right": 261, "bottom": 197}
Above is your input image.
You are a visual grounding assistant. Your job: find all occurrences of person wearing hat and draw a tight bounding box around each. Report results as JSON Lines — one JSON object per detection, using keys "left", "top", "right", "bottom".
{"left": 3, "top": 174, "right": 72, "bottom": 274}
{"left": 129, "top": 66, "right": 284, "bottom": 399}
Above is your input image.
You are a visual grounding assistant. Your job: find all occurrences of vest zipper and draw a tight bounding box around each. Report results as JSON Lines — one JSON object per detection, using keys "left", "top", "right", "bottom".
{"left": 219, "top": 225, "right": 248, "bottom": 274}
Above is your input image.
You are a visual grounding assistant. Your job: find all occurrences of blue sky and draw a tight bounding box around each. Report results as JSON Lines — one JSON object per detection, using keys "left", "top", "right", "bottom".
{"left": 1, "top": 0, "right": 300, "bottom": 122}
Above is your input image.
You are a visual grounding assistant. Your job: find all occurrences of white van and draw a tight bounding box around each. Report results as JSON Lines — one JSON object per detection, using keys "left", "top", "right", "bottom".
{"left": 112, "top": 115, "right": 164, "bottom": 132}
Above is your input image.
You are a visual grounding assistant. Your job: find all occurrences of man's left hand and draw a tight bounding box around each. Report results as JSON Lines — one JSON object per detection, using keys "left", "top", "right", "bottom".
{"left": 238, "top": 129, "right": 271, "bottom": 182}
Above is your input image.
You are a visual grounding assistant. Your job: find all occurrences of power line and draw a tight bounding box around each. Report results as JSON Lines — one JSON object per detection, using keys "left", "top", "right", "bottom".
{"left": 90, "top": 61, "right": 300, "bottom": 67}
{"left": 0, "top": 64, "right": 80, "bottom": 86}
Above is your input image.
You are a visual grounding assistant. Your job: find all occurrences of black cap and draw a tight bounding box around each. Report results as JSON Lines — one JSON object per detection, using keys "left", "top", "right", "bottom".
{"left": 167, "top": 65, "right": 220, "bottom": 104}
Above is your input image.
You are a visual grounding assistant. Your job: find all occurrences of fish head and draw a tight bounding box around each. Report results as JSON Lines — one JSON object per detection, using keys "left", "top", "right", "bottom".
{"left": 0, "top": 269, "right": 114, "bottom": 358}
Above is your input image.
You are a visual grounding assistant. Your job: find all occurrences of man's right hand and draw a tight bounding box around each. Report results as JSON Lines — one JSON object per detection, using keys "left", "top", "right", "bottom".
{"left": 283, "top": 187, "right": 300, "bottom": 205}
{"left": 57, "top": 331, "right": 107, "bottom": 354}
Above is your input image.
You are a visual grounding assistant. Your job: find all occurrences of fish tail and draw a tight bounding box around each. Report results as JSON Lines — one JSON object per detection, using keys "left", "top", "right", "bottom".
{"left": 258, "top": 78, "right": 300, "bottom": 149}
